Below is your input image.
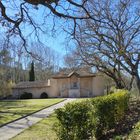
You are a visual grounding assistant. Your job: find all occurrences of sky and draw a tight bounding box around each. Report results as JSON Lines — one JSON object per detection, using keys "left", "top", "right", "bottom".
{"left": 1, "top": 0, "right": 139, "bottom": 74}
{"left": 0, "top": 1, "right": 76, "bottom": 68}
{"left": 24, "top": 3, "right": 74, "bottom": 63}
{"left": 23, "top": 4, "right": 77, "bottom": 67}
{"left": 41, "top": 30, "right": 69, "bottom": 56}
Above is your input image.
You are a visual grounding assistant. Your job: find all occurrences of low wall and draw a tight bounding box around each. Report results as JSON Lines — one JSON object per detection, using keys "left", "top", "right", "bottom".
{"left": 13, "top": 86, "right": 52, "bottom": 99}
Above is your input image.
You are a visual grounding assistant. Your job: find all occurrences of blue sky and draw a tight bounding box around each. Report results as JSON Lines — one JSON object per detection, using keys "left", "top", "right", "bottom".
{"left": 41, "top": 29, "right": 69, "bottom": 56}
{"left": 1, "top": 0, "right": 71, "bottom": 58}
{"left": 0, "top": 0, "right": 77, "bottom": 68}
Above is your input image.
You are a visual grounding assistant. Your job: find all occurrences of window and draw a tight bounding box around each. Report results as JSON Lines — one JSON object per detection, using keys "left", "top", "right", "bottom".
{"left": 73, "top": 82, "right": 78, "bottom": 88}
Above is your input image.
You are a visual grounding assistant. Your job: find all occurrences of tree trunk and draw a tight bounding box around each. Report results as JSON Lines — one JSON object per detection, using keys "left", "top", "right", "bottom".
{"left": 116, "top": 82, "right": 125, "bottom": 89}
{"left": 114, "top": 79, "right": 125, "bottom": 89}
{"left": 135, "top": 74, "right": 140, "bottom": 95}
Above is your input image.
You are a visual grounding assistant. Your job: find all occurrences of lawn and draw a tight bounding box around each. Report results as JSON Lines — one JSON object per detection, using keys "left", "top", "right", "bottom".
{"left": 12, "top": 96, "right": 140, "bottom": 140}
{"left": 0, "top": 99, "right": 64, "bottom": 126}
{"left": 12, "top": 114, "right": 58, "bottom": 140}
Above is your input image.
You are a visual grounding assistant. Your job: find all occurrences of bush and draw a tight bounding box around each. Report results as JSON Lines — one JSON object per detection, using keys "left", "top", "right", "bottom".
{"left": 91, "top": 90, "right": 129, "bottom": 139}
{"left": 40, "top": 92, "right": 48, "bottom": 98}
{"left": 55, "top": 101, "right": 96, "bottom": 140}
{"left": 0, "top": 80, "right": 14, "bottom": 98}
{"left": 20, "top": 92, "right": 33, "bottom": 99}
{"left": 55, "top": 90, "right": 129, "bottom": 140}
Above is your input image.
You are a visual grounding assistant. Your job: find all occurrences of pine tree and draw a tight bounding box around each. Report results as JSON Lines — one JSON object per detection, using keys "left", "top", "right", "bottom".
{"left": 29, "top": 61, "right": 35, "bottom": 81}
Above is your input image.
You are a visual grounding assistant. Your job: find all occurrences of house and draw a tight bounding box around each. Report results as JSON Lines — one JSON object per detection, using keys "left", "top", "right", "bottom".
{"left": 12, "top": 70, "right": 105, "bottom": 98}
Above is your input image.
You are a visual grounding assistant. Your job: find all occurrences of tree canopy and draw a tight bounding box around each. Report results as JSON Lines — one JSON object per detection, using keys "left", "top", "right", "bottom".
{"left": 65, "top": 0, "right": 140, "bottom": 92}
{"left": 0, "top": 0, "right": 140, "bottom": 93}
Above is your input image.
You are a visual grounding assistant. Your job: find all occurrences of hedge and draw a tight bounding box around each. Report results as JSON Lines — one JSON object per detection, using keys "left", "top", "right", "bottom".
{"left": 55, "top": 101, "right": 96, "bottom": 140}
{"left": 55, "top": 90, "right": 129, "bottom": 140}
{"left": 20, "top": 92, "right": 33, "bottom": 99}
{"left": 91, "top": 90, "right": 129, "bottom": 139}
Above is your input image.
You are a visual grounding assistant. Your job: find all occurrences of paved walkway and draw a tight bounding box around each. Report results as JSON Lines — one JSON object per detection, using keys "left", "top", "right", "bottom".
{"left": 0, "top": 98, "right": 76, "bottom": 140}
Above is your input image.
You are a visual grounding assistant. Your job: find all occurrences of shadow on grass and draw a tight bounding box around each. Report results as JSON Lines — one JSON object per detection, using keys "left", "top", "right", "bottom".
{"left": 0, "top": 100, "right": 25, "bottom": 109}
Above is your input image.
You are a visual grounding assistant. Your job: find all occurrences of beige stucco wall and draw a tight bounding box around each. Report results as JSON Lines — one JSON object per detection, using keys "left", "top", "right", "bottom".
{"left": 49, "top": 79, "right": 60, "bottom": 97}
{"left": 13, "top": 74, "right": 105, "bottom": 98}
{"left": 52, "top": 75, "right": 95, "bottom": 97}
{"left": 70, "top": 75, "right": 79, "bottom": 88}
{"left": 80, "top": 77, "right": 93, "bottom": 97}
{"left": 13, "top": 86, "right": 52, "bottom": 99}
{"left": 92, "top": 75, "right": 105, "bottom": 96}
{"left": 53, "top": 78, "right": 69, "bottom": 97}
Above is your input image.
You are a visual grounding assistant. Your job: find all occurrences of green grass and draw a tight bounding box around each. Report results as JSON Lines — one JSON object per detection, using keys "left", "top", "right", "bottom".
{"left": 12, "top": 114, "right": 58, "bottom": 140}
{"left": 0, "top": 99, "right": 64, "bottom": 126}
{"left": 11, "top": 96, "right": 140, "bottom": 140}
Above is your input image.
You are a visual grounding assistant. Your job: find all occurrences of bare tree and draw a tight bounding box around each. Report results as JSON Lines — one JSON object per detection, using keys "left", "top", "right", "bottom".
{"left": 0, "top": 0, "right": 93, "bottom": 52}
{"left": 30, "top": 42, "right": 60, "bottom": 80}
{"left": 63, "top": 51, "right": 82, "bottom": 70}
{"left": 72, "top": 0, "right": 140, "bottom": 92}
{"left": 0, "top": 0, "right": 140, "bottom": 93}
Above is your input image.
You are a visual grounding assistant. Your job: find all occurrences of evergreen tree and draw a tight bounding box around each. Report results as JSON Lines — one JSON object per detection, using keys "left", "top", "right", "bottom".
{"left": 29, "top": 61, "right": 35, "bottom": 81}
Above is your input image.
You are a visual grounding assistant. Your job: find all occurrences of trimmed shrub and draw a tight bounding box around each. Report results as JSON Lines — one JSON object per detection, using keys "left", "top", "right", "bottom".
{"left": 40, "top": 92, "right": 48, "bottom": 99}
{"left": 20, "top": 92, "right": 33, "bottom": 99}
{"left": 55, "top": 101, "right": 96, "bottom": 140}
{"left": 91, "top": 90, "right": 129, "bottom": 139}
{"left": 54, "top": 90, "right": 129, "bottom": 140}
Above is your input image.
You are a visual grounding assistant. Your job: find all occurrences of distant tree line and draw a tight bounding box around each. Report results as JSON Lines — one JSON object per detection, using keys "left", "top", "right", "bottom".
{"left": 0, "top": 38, "right": 60, "bottom": 98}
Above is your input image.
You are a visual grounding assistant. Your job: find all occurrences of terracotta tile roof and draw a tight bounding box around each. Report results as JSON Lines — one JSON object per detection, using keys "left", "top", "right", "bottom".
{"left": 52, "top": 70, "right": 96, "bottom": 79}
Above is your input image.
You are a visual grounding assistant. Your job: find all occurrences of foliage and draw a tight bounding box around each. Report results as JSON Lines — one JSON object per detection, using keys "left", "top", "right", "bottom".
{"left": 107, "top": 95, "right": 140, "bottom": 139}
{"left": 91, "top": 90, "right": 129, "bottom": 139}
{"left": 40, "top": 92, "right": 48, "bottom": 99}
{"left": 0, "top": 80, "right": 14, "bottom": 99}
{"left": 0, "top": 48, "right": 12, "bottom": 66}
{"left": 55, "top": 101, "right": 96, "bottom": 140}
{"left": 127, "top": 121, "right": 140, "bottom": 140}
{"left": 29, "top": 61, "right": 35, "bottom": 81}
{"left": 55, "top": 90, "right": 129, "bottom": 140}
{"left": 114, "top": 135, "right": 123, "bottom": 140}
{"left": 107, "top": 86, "right": 116, "bottom": 94}
{"left": 11, "top": 95, "right": 140, "bottom": 140}
{"left": 20, "top": 92, "right": 33, "bottom": 99}
{"left": 0, "top": 48, "right": 15, "bottom": 98}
